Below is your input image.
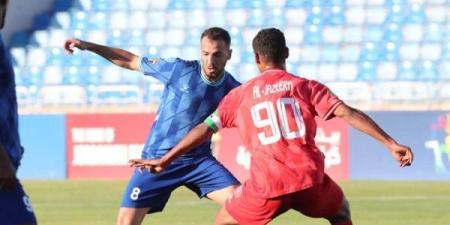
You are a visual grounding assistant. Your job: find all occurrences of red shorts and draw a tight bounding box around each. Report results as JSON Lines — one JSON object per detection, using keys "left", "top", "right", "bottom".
{"left": 225, "top": 174, "right": 344, "bottom": 225}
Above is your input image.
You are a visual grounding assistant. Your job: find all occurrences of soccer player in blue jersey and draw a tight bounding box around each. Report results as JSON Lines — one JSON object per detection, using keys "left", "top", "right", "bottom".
{"left": 0, "top": 0, "right": 38, "bottom": 224}
{"left": 64, "top": 27, "right": 241, "bottom": 225}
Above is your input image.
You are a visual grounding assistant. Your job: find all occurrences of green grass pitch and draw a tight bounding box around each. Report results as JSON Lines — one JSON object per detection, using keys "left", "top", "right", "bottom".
{"left": 23, "top": 180, "right": 450, "bottom": 225}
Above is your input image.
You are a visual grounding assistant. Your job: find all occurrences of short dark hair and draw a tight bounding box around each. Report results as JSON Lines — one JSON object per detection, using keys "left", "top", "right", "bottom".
{"left": 201, "top": 27, "right": 231, "bottom": 47}
{"left": 252, "top": 28, "right": 287, "bottom": 63}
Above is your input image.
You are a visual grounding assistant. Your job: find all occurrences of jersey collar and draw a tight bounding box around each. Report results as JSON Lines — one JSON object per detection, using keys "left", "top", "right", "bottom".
{"left": 199, "top": 61, "right": 227, "bottom": 86}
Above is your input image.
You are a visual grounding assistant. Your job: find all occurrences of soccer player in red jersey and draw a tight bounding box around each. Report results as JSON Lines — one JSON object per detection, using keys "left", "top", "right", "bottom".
{"left": 130, "top": 28, "right": 414, "bottom": 225}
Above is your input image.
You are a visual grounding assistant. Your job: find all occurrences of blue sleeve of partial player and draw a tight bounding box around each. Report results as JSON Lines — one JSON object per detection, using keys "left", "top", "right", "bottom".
{"left": 139, "top": 57, "right": 179, "bottom": 84}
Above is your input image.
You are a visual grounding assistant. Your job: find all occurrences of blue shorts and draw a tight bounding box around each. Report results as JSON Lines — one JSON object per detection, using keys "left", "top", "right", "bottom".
{"left": 120, "top": 156, "right": 240, "bottom": 213}
{"left": 0, "top": 180, "right": 37, "bottom": 225}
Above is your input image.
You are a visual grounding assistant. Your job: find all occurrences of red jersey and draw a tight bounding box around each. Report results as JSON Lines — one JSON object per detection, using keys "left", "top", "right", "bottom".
{"left": 205, "top": 69, "right": 343, "bottom": 198}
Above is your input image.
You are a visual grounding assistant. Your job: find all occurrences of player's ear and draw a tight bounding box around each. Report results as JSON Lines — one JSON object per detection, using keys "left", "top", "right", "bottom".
{"left": 284, "top": 47, "right": 289, "bottom": 60}
{"left": 254, "top": 52, "right": 261, "bottom": 64}
{"left": 227, "top": 49, "right": 232, "bottom": 60}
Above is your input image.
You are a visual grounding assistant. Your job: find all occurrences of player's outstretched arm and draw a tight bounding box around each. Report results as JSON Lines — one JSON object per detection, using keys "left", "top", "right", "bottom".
{"left": 63, "top": 38, "right": 140, "bottom": 71}
{"left": 0, "top": 143, "right": 17, "bottom": 191}
{"left": 333, "top": 103, "right": 414, "bottom": 167}
{"left": 130, "top": 123, "right": 214, "bottom": 173}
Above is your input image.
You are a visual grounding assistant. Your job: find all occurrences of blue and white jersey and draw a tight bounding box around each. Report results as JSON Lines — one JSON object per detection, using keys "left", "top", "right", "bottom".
{"left": 140, "top": 57, "right": 240, "bottom": 162}
{"left": 0, "top": 34, "right": 22, "bottom": 170}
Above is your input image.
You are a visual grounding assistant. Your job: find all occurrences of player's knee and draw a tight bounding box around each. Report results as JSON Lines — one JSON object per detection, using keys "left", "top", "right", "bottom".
{"left": 326, "top": 197, "right": 352, "bottom": 225}
{"left": 214, "top": 207, "right": 238, "bottom": 225}
{"left": 116, "top": 208, "right": 147, "bottom": 225}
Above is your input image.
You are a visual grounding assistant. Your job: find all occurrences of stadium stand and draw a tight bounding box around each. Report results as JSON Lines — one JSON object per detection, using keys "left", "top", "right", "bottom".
{"left": 7, "top": 0, "right": 450, "bottom": 111}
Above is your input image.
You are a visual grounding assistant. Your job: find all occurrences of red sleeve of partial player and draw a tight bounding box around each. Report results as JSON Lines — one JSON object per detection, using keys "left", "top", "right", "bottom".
{"left": 308, "top": 80, "right": 343, "bottom": 120}
{"left": 217, "top": 87, "right": 242, "bottom": 129}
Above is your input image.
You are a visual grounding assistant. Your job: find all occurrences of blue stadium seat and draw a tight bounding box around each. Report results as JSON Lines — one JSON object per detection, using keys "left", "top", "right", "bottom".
{"left": 322, "top": 26, "right": 342, "bottom": 44}
{"left": 317, "top": 63, "right": 337, "bottom": 81}
{"left": 8, "top": 0, "right": 450, "bottom": 107}
{"left": 321, "top": 45, "right": 340, "bottom": 62}
{"left": 421, "top": 43, "right": 442, "bottom": 61}
{"left": 109, "top": 0, "right": 128, "bottom": 11}
{"left": 69, "top": 10, "right": 89, "bottom": 29}
{"left": 402, "top": 24, "right": 424, "bottom": 42}
{"left": 121, "top": 69, "right": 141, "bottom": 85}
{"left": 15, "top": 86, "right": 33, "bottom": 105}
{"left": 42, "top": 66, "right": 64, "bottom": 85}
{"left": 226, "top": 9, "right": 249, "bottom": 27}
{"left": 207, "top": 9, "right": 226, "bottom": 26}
{"left": 147, "top": 11, "right": 167, "bottom": 29}
{"left": 107, "top": 29, "right": 127, "bottom": 46}
{"left": 187, "top": 10, "right": 207, "bottom": 28}
{"left": 10, "top": 47, "right": 26, "bottom": 67}
{"left": 438, "top": 61, "right": 450, "bottom": 80}
{"left": 385, "top": 4, "right": 404, "bottom": 24}
{"left": 285, "top": 0, "right": 308, "bottom": 8}
{"left": 364, "top": 26, "right": 384, "bottom": 42}
{"left": 64, "top": 66, "right": 90, "bottom": 85}
{"left": 50, "top": 12, "right": 71, "bottom": 29}
{"left": 366, "top": 7, "right": 387, "bottom": 25}
{"left": 99, "top": 65, "right": 123, "bottom": 84}
{"left": 376, "top": 61, "right": 397, "bottom": 80}
{"left": 417, "top": 60, "right": 438, "bottom": 81}
{"left": 23, "top": 66, "right": 43, "bottom": 86}
{"left": 109, "top": 11, "right": 128, "bottom": 29}
{"left": 150, "top": 0, "right": 170, "bottom": 10}
{"left": 303, "top": 24, "right": 322, "bottom": 44}
{"left": 406, "top": 4, "right": 425, "bottom": 24}
{"left": 399, "top": 43, "right": 420, "bottom": 61}
{"left": 168, "top": 0, "right": 188, "bottom": 10}
{"left": 181, "top": 46, "right": 198, "bottom": 60}
{"left": 301, "top": 45, "right": 321, "bottom": 62}
{"left": 360, "top": 42, "right": 381, "bottom": 61}
{"left": 382, "top": 41, "right": 399, "bottom": 61}
{"left": 383, "top": 23, "right": 402, "bottom": 42}
{"left": 424, "top": 23, "right": 444, "bottom": 42}
{"left": 47, "top": 47, "right": 65, "bottom": 66}
{"left": 13, "top": 67, "right": 25, "bottom": 86}
{"left": 397, "top": 61, "right": 417, "bottom": 80}
{"left": 306, "top": 6, "right": 323, "bottom": 25}
{"left": 336, "top": 63, "right": 358, "bottom": 81}
{"left": 26, "top": 47, "right": 47, "bottom": 67}
{"left": 238, "top": 63, "right": 259, "bottom": 82}
{"left": 424, "top": 4, "right": 446, "bottom": 24}
{"left": 90, "top": 12, "right": 108, "bottom": 29}
{"left": 91, "top": 85, "right": 143, "bottom": 105}
{"left": 265, "top": 8, "right": 284, "bottom": 27}
{"left": 327, "top": 5, "right": 345, "bottom": 25}
{"left": 128, "top": 0, "right": 149, "bottom": 10}
{"left": 296, "top": 63, "right": 318, "bottom": 80}
{"left": 358, "top": 61, "right": 377, "bottom": 80}
{"left": 247, "top": 9, "right": 265, "bottom": 27}
{"left": 128, "top": 29, "right": 146, "bottom": 46}
{"left": 167, "top": 10, "right": 187, "bottom": 28}
{"left": 91, "top": 0, "right": 111, "bottom": 11}
{"left": 86, "top": 66, "right": 101, "bottom": 85}
{"left": 343, "top": 26, "right": 363, "bottom": 43}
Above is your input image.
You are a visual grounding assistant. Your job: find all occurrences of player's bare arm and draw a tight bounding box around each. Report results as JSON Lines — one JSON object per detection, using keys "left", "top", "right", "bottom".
{"left": 333, "top": 103, "right": 413, "bottom": 167}
{"left": 0, "top": 143, "right": 17, "bottom": 191}
{"left": 63, "top": 38, "right": 140, "bottom": 71}
{"left": 130, "top": 123, "right": 214, "bottom": 172}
